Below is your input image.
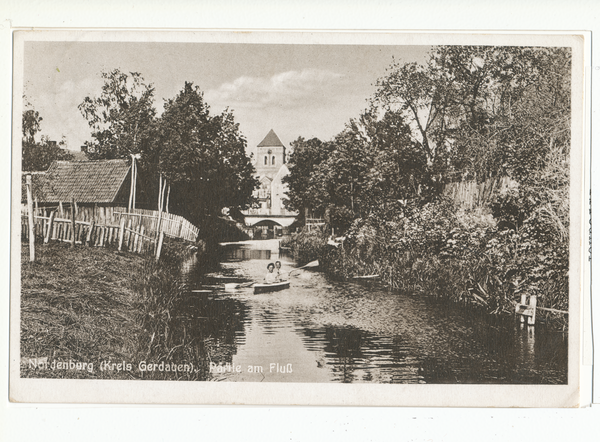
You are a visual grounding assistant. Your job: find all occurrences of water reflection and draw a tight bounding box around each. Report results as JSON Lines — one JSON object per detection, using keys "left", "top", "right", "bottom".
{"left": 175, "top": 240, "right": 567, "bottom": 384}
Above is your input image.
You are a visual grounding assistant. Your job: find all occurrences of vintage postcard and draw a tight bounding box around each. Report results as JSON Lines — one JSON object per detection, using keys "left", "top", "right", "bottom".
{"left": 10, "top": 30, "right": 588, "bottom": 406}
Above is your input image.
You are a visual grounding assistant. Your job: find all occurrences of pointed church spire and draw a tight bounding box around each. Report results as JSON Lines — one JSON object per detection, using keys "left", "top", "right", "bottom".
{"left": 257, "top": 129, "right": 284, "bottom": 147}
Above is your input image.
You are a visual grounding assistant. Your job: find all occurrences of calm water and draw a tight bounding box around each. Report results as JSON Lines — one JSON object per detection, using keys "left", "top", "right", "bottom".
{"left": 180, "top": 239, "right": 567, "bottom": 384}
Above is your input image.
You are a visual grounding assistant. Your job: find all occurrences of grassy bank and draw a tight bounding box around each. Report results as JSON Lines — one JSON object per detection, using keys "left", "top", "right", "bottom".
{"left": 20, "top": 239, "right": 209, "bottom": 380}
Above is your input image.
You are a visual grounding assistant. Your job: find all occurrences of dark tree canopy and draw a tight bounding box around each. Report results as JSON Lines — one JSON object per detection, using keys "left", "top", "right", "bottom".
{"left": 78, "top": 74, "right": 257, "bottom": 231}
{"left": 152, "top": 82, "right": 258, "bottom": 225}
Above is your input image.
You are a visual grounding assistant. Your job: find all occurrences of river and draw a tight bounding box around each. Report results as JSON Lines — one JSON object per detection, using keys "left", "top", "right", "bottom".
{"left": 180, "top": 239, "right": 567, "bottom": 384}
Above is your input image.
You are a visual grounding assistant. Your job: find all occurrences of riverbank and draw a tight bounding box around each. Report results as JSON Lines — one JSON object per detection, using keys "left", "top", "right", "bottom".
{"left": 20, "top": 240, "right": 207, "bottom": 380}
{"left": 287, "top": 203, "right": 569, "bottom": 330}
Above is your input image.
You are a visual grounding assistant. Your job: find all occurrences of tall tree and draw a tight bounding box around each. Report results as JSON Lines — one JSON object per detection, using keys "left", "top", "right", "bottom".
{"left": 78, "top": 69, "right": 156, "bottom": 160}
{"left": 282, "top": 136, "right": 334, "bottom": 216}
{"left": 153, "top": 82, "right": 257, "bottom": 225}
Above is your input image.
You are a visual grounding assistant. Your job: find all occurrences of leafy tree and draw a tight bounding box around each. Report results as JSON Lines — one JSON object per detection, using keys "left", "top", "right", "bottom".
{"left": 78, "top": 69, "right": 156, "bottom": 160}
{"left": 282, "top": 136, "right": 335, "bottom": 216}
{"left": 152, "top": 82, "right": 257, "bottom": 226}
{"left": 22, "top": 106, "right": 73, "bottom": 171}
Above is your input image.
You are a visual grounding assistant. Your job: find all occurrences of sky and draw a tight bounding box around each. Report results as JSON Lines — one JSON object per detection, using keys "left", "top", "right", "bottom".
{"left": 23, "top": 41, "right": 430, "bottom": 158}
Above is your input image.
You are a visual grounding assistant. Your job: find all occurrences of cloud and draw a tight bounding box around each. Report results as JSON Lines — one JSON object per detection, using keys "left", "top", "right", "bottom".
{"left": 204, "top": 69, "right": 345, "bottom": 110}
{"left": 31, "top": 76, "right": 104, "bottom": 150}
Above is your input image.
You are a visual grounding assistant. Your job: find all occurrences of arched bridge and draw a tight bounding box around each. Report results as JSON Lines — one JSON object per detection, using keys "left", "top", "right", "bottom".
{"left": 243, "top": 214, "right": 297, "bottom": 228}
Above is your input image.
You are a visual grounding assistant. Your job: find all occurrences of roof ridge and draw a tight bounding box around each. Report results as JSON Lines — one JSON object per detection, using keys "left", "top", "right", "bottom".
{"left": 55, "top": 158, "right": 128, "bottom": 163}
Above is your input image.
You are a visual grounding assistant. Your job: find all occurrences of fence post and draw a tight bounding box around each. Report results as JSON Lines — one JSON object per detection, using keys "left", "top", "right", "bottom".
{"left": 155, "top": 231, "right": 164, "bottom": 261}
{"left": 519, "top": 294, "right": 527, "bottom": 323}
{"left": 126, "top": 219, "right": 132, "bottom": 249}
{"left": 86, "top": 220, "right": 95, "bottom": 246}
{"left": 527, "top": 295, "right": 537, "bottom": 326}
{"left": 44, "top": 211, "right": 55, "bottom": 244}
{"left": 26, "top": 175, "right": 35, "bottom": 262}
{"left": 138, "top": 225, "right": 145, "bottom": 253}
{"left": 133, "top": 224, "right": 140, "bottom": 252}
{"left": 118, "top": 217, "right": 125, "bottom": 251}
{"left": 71, "top": 196, "right": 76, "bottom": 247}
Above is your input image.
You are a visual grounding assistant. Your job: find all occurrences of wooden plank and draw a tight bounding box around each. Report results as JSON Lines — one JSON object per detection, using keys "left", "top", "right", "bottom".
{"left": 515, "top": 304, "right": 534, "bottom": 317}
{"left": 71, "top": 197, "right": 76, "bottom": 247}
{"left": 51, "top": 217, "right": 57, "bottom": 240}
{"left": 133, "top": 224, "right": 140, "bottom": 252}
{"left": 52, "top": 217, "right": 91, "bottom": 225}
{"left": 77, "top": 223, "right": 84, "bottom": 244}
{"left": 94, "top": 224, "right": 100, "bottom": 247}
{"left": 536, "top": 306, "right": 568, "bottom": 315}
{"left": 528, "top": 295, "right": 537, "bottom": 325}
{"left": 155, "top": 230, "right": 164, "bottom": 261}
{"left": 118, "top": 217, "right": 125, "bottom": 251}
{"left": 137, "top": 226, "right": 145, "bottom": 253}
{"left": 44, "top": 211, "right": 55, "bottom": 244}
{"left": 86, "top": 220, "right": 95, "bottom": 246}
{"left": 126, "top": 219, "right": 132, "bottom": 249}
{"left": 519, "top": 294, "right": 527, "bottom": 323}
{"left": 26, "top": 175, "right": 35, "bottom": 261}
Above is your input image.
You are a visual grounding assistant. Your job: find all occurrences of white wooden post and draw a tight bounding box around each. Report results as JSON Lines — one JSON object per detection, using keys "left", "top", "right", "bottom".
{"left": 118, "top": 217, "right": 125, "bottom": 251}
{"left": 155, "top": 231, "right": 164, "bottom": 261}
{"left": 528, "top": 295, "right": 537, "bottom": 326}
{"left": 126, "top": 219, "right": 132, "bottom": 249}
{"left": 44, "top": 211, "right": 55, "bottom": 244}
{"left": 86, "top": 220, "right": 95, "bottom": 246}
{"left": 133, "top": 224, "right": 140, "bottom": 252}
{"left": 71, "top": 196, "right": 76, "bottom": 247}
{"left": 132, "top": 158, "right": 137, "bottom": 210}
{"left": 26, "top": 175, "right": 35, "bottom": 262}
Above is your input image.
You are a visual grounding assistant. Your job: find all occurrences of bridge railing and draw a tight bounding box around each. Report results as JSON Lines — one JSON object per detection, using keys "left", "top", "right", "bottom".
{"left": 242, "top": 207, "right": 298, "bottom": 217}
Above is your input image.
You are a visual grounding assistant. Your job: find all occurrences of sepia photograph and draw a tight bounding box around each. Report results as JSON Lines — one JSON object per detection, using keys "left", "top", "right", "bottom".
{"left": 10, "top": 30, "right": 585, "bottom": 406}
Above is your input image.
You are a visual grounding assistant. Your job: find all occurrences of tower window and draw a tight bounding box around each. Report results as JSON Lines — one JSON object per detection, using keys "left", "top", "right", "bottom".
{"left": 272, "top": 156, "right": 276, "bottom": 165}
{"left": 264, "top": 156, "right": 268, "bottom": 165}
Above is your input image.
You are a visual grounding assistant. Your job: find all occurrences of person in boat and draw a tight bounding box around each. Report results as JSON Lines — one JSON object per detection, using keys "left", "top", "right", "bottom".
{"left": 264, "top": 262, "right": 278, "bottom": 284}
{"left": 275, "top": 260, "right": 285, "bottom": 281}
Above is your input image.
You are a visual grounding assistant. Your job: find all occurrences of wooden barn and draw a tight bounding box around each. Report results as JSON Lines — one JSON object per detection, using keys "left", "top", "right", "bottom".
{"left": 22, "top": 159, "right": 199, "bottom": 244}
{"left": 22, "top": 159, "right": 133, "bottom": 224}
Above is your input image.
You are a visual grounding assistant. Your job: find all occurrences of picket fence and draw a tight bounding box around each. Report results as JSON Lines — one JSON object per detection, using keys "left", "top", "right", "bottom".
{"left": 113, "top": 208, "right": 199, "bottom": 242}
{"left": 22, "top": 205, "right": 199, "bottom": 259}
{"left": 21, "top": 212, "right": 164, "bottom": 257}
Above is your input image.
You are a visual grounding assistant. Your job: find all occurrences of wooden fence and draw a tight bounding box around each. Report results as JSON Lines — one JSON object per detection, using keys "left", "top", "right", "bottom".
{"left": 23, "top": 205, "right": 199, "bottom": 243}
{"left": 443, "top": 176, "right": 513, "bottom": 210}
{"left": 21, "top": 204, "right": 198, "bottom": 260}
{"left": 21, "top": 213, "right": 162, "bottom": 257}
{"left": 113, "top": 208, "right": 199, "bottom": 242}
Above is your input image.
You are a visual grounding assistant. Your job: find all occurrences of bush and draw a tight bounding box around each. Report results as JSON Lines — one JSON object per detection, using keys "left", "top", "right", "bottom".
{"left": 303, "top": 193, "right": 567, "bottom": 326}
{"left": 288, "top": 227, "right": 328, "bottom": 265}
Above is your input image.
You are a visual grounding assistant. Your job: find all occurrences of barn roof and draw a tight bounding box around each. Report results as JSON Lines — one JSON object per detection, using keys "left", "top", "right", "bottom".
{"left": 23, "top": 159, "right": 131, "bottom": 204}
{"left": 257, "top": 129, "right": 284, "bottom": 147}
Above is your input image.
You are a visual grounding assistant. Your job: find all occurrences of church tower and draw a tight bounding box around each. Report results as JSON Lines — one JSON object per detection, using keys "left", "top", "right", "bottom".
{"left": 255, "top": 129, "right": 285, "bottom": 180}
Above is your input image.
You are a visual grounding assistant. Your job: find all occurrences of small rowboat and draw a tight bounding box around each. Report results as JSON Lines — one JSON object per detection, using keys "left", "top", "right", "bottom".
{"left": 253, "top": 280, "right": 290, "bottom": 294}
{"left": 352, "top": 274, "right": 380, "bottom": 280}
